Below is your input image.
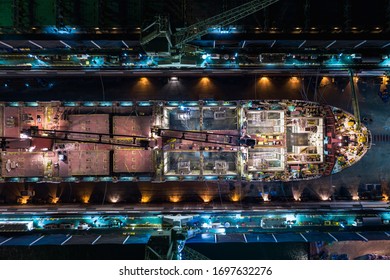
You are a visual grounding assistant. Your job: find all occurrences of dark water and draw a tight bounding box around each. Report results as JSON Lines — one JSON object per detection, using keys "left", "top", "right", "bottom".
{"left": 189, "top": 243, "right": 309, "bottom": 260}
{"left": 0, "top": 243, "right": 308, "bottom": 260}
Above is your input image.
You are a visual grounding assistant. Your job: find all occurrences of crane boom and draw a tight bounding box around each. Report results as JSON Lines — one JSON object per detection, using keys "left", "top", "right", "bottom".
{"left": 156, "top": 128, "right": 255, "bottom": 147}
{"left": 174, "top": 0, "right": 280, "bottom": 48}
{"left": 348, "top": 69, "right": 361, "bottom": 130}
{"left": 13, "top": 126, "right": 254, "bottom": 151}
{"left": 22, "top": 127, "right": 151, "bottom": 149}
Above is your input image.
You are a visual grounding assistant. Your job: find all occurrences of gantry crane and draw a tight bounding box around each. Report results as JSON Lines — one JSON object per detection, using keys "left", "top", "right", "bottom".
{"left": 173, "top": 0, "right": 280, "bottom": 48}
{"left": 140, "top": 0, "right": 280, "bottom": 50}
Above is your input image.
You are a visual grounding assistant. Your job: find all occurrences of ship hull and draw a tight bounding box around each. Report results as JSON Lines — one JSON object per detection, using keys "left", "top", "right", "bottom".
{"left": 0, "top": 100, "right": 370, "bottom": 183}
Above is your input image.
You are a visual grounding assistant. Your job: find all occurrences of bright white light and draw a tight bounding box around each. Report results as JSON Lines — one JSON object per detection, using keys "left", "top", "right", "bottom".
{"left": 215, "top": 228, "right": 226, "bottom": 233}
{"left": 170, "top": 77, "right": 178, "bottom": 82}
{"left": 28, "top": 146, "right": 36, "bottom": 152}
{"left": 20, "top": 133, "right": 30, "bottom": 139}
{"left": 202, "top": 54, "right": 207, "bottom": 60}
{"left": 202, "top": 222, "right": 211, "bottom": 228}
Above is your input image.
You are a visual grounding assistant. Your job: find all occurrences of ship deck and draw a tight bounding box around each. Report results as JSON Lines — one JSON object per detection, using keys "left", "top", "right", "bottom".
{"left": 0, "top": 100, "right": 370, "bottom": 183}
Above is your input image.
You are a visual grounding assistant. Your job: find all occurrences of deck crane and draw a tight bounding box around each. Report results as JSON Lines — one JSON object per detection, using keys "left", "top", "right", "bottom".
{"left": 21, "top": 127, "right": 151, "bottom": 149}
{"left": 348, "top": 69, "right": 361, "bottom": 130}
{"left": 155, "top": 128, "right": 256, "bottom": 147}
{"left": 140, "top": 0, "right": 280, "bottom": 50}
{"left": 18, "top": 126, "right": 255, "bottom": 150}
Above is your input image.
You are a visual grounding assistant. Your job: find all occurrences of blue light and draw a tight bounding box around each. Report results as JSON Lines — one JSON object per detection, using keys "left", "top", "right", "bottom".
{"left": 64, "top": 177, "right": 78, "bottom": 182}
{"left": 82, "top": 177, "right": 96, "bottom": 182}
{"left": 235, "top": 53, "right": 238, "bottom": 58}
{"left": 184, "top": 101, "right": 198, "bottom": 106}
{"left": 119, "top": 177, "right": 134, "bottom": 181}
{"left": 205, "top": 101, "right": 218, "bottom": 106}
{"left": 119, "top": 101, "right": 133, "bottom": 107}
{"left": 100, "top": 177, "right": 112, "bottom": 182}
{"left": 4, "top": 83, "right": 7, "bottom": 88}
{"left": 166, "top": 176, "right": 179, "bottom": 181}
{"left": 8, "top": 177, "right": 21, "bottom": 182}
{"left": 83, "top": 101, "right": 96, "bottom": 107}
{"left": 26, "top": 177, "right": 40, "bottom": 182}
{"left": 202, "top": 54, "right": 207, "bottom": 60}
{"left": 63, "top": 101, "right": 78, "bottom": 107}
{"left": 179, "top": 105, "right": 185, "bottom": 110}
{"left": 138, "top": 101, "right": 151, "bottom": 107}
{"left": 139, "top": 176, "right": 152, "bottom": 181}
{"left": 25, "top": 83, "right": 29, "bottom": 88}
{"left": 43, "top": 26, "right": 74, "bottom": 34}
{"left": 99, "top": 101, "right": 112, "bottom": 107}
{"left": 168, "top": 101, "right": 179, "bottom": 106}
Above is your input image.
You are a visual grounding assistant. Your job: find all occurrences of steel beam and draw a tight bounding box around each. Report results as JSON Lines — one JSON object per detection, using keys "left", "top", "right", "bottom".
{"left": 298, "top": 40, "right": 306, "bottom": 49}
{"left": 325, "top": 40, "right": 337, "bottom": 49}
{"left": 354, "top": 40, "right": 366, "bottom": 49}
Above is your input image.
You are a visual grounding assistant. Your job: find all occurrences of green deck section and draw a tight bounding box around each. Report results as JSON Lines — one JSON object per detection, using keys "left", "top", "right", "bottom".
{"left": 0, "top": 0, "right": 143, "bottom": 29}
{"left": 0, "top": 0, "right": 14, "bottom": 27}
{"left": 33, "top": 0, "right": 56, "bottom": 26}
{"left": 13, "top": 0, "right": 31, "bottom": 29}
{"left": 126, "top": 0, "right": 142, "bottom": 27}
{"left": 80, "top": 0, "right": 99, "bottom": 27}
{"left": 100, "top": 1, "right": 119, "bottom": 27}
{"left": 61, "top": 0, "right": 77, "bottom": 26}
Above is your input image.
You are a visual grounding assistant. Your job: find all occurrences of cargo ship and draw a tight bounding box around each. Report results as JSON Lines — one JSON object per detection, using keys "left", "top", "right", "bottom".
{"left": 0, "top": 100, "right": 370, "bottom": 183}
